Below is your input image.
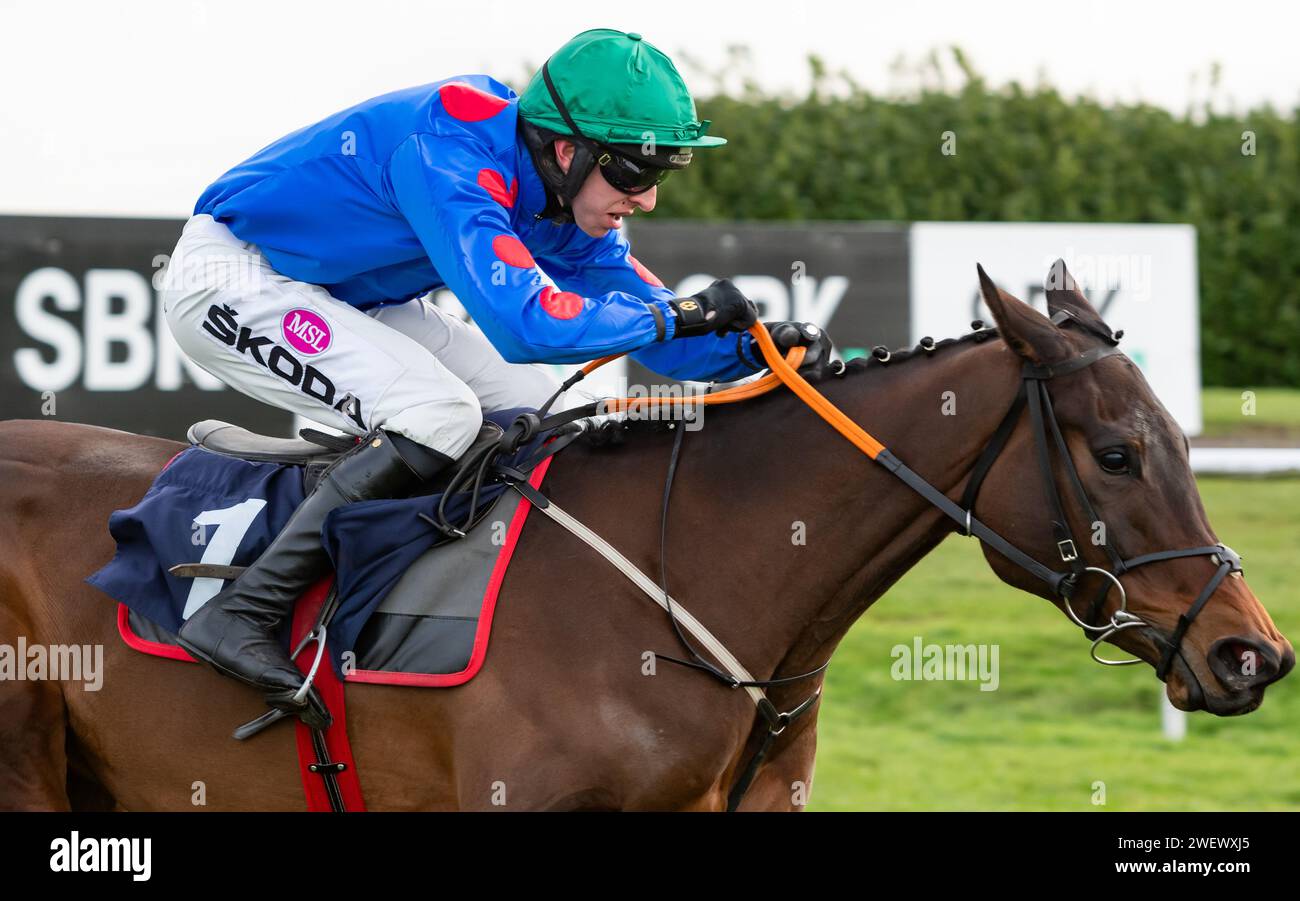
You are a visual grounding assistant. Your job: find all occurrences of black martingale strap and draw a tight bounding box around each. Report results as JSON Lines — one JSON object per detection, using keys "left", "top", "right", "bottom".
{"left": 649, "top": 399, "right": 833, "bottom": 692}
{"left": 655, "top": 404, "right": 738, "bottom": 686}
{"left": 632, "top": 389, "right": 829, "bottom": 812}
{"left": 725, "top": 692, "right": 821, "bottom": 812}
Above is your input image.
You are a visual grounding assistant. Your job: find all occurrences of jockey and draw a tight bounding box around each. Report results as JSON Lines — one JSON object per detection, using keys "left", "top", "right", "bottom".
{"left": 161, "top": 27, "right": 832, "bottom": 727}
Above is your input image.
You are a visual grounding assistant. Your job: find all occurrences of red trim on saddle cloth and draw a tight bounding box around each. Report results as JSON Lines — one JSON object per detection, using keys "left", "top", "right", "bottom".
{"left": 116, "top": 447, "right": 196, "bottom": 661}
{"left": 117, "top": 605, "right": 194, "bottom": 661}
{"left": 345, "top": 455, "right": 553, "bottom": 687}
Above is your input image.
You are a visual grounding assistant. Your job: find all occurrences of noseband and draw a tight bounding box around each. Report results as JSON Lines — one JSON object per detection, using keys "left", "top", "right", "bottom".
{"left": 883, "top": 310, "right": 1242, "bottom": 679}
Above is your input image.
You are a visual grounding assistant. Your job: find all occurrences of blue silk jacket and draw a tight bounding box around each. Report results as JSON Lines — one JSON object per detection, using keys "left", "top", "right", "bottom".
{"left": 196, "top": 75, "right": 761, "bottom": 380}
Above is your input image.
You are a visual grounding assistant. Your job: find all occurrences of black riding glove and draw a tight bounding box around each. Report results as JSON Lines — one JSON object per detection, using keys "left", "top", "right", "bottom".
{"left": 763, "top": 320, "right": 836, "bottom": 381}
{"left": 668, "top": 278, "right": 759, "bottom": 339}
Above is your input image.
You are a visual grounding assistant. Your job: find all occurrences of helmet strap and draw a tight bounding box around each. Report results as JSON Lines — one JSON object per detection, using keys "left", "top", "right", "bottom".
{"left": 519, "top": 118, "right": 592, "bottom": 223}
{"left": 539, "top": 60, "right": 604, "bottom": 205}
{"left": 542, "top": 60, "right": 592, "bottom": 146}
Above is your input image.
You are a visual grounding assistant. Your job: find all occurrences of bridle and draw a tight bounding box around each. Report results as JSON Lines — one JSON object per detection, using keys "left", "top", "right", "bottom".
{"left": 904, "top": 309, "right": 1242, "bottom": 679}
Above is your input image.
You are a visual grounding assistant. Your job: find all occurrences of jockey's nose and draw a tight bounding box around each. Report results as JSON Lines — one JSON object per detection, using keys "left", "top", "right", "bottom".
{"left": 630, "top": 185, "right": 657, "bottom": 212}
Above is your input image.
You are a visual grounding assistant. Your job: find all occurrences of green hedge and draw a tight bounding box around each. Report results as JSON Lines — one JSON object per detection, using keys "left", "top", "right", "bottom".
{"left": 651, "top": 54, "right": 1300, "bottom": 387}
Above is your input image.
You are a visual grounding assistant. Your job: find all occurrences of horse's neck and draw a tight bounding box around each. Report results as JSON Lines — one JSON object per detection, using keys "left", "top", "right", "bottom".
{"left": 669, "top": 339, "right": 1021, "bottom": 686}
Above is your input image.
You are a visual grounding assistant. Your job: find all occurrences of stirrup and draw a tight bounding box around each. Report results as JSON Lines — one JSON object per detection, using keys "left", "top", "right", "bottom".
{"left": 233, "top": 625, "right": 332, "bottom": 740}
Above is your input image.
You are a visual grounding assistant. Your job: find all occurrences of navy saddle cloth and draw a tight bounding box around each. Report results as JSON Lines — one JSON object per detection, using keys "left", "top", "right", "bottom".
{"left": 87, "top": 409, "right": 547, "bottom": 677}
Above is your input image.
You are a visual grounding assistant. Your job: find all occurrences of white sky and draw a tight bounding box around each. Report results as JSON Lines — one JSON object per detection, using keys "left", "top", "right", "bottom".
{"left": 2, "top": 0, "right": 1297, "bottom": 217}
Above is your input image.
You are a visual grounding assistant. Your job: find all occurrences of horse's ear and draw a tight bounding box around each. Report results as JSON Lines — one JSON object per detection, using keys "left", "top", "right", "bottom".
{"left": 1044, "top": 258, "right": 1110, "bottom": 333}
{"left": 977, "top": 263, "right": 1070, "bottom": 364}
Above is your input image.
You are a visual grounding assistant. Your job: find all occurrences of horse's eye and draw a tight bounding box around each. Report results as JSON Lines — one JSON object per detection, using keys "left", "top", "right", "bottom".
{"left": 1097, "top": 448, "right": 1130, "bottom": 474}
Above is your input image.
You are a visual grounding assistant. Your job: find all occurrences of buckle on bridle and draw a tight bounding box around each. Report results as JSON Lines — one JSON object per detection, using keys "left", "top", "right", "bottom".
{"left": 1212, "top": 544, "right": 1243, "bottom": 572}
{"left": 1057, "top": 539, "right": 1078, "bottom": 562}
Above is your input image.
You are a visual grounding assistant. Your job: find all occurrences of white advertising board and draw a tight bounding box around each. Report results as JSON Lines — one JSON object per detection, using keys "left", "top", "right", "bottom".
{"left": 909, "top": 223, "right": 1201, "bottom": 434}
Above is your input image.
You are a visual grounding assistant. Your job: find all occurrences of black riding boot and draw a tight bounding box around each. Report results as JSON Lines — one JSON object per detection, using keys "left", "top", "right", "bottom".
{"left": 176, "top": 428, "right": 455, "bottom": 729}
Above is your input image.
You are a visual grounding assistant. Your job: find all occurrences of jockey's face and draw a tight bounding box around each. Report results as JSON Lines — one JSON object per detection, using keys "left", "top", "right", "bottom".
{"left": 554, "top": 139, "right": 658, "bottom": 238}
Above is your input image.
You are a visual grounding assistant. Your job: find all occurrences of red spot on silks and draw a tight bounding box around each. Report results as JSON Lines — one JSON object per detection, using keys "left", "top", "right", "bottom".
{"left": 540, "top": 286, "right": 584, "bottom": 320}
{"left": 477, "top": 169, "right": 518, "bottom": 208}
{"left": 492, "top": 234, "right": 535, "bottom": 269}
{"left": 439, "top": 82, "right": 509, "bottom": 122}
{"left": 627, "top": 254, "right": 664, "bottom": 288}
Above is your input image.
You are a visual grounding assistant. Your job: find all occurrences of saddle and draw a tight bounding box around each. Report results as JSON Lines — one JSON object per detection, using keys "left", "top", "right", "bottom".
{"left": 186, "top": 418, "right": 509, "bottom": 500}
{"left": 187, "top": 419, "right": 353, "bottom": 464}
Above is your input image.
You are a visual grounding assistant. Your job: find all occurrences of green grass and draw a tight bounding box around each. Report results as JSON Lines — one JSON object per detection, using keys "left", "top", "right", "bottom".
{"left": 1201, "top": 387, "right": 1300, "bottom": 438}
{"left": 809, "top": 476, "right": 1300, "bottom": 811}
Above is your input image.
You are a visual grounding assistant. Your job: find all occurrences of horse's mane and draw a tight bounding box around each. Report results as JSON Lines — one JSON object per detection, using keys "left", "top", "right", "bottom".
{"left": 840, "top": 322, "right": 1001, "bottom": 375}
{"left": 578, "top": 321, "right": 1004, "bottom": 447}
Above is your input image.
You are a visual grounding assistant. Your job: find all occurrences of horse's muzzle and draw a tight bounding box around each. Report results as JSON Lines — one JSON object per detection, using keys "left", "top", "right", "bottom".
{"left": 1208, "top": 636, "right": 1295, "bottom": 694}
{"left": 1169, "top": 636, "right": 1294, "bottom": 716}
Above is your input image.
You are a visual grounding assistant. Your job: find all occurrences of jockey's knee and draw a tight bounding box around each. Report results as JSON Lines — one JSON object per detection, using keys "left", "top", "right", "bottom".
{"left": 513, "top": 364, "right": 560, "bottom": 411}
{"left": 382, "top": 380, "right": 482, "bottom": 460}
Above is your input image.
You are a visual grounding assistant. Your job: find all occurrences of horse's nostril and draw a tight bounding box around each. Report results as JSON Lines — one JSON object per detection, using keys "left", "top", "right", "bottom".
{"left": 1212, "top": 638, "right": 1279, "bottom": 688}
{"left": 1227, "top": 641, "right": 1254, "bottom": 667}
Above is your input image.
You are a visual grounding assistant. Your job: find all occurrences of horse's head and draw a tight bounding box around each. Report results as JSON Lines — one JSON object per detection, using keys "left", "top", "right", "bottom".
{"left": 971, "top": 262, "right": 1293, "bottom": 714}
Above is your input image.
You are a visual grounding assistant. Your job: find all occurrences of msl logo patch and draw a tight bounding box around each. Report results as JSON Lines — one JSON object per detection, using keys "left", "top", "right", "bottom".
{"left": 281, "top": 308, "right": 332, "bottom": 355}
{"left": 201, "top": 304, "right": 365, "bottom": 429}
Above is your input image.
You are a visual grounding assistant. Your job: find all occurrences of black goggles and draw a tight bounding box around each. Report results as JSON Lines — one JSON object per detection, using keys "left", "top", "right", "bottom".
{"left": 541, "top": 59, "right": 675, "bottom": 196}
{"left": 591, "top": 144, "right": 672, "bottom": 195}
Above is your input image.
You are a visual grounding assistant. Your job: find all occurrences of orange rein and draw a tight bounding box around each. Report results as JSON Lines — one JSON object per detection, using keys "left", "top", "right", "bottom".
{"left": 579, "top": 324, "right": 886, "bottom": 460}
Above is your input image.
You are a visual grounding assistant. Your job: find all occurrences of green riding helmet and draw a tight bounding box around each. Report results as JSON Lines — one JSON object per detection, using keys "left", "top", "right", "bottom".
{"left": 518, "top": 28, "right": 726, "bottom": 219}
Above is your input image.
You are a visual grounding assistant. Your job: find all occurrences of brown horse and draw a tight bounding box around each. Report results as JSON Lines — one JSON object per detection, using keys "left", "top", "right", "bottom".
{"left": 0, "top": 265, "right": 1292, "bottom": 811}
